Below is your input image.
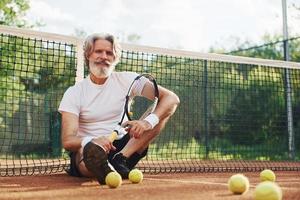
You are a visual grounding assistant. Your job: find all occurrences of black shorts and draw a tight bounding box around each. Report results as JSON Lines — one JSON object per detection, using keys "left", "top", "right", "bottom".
{"left": 66, "top": 134, "right": 148, "bottom": 177}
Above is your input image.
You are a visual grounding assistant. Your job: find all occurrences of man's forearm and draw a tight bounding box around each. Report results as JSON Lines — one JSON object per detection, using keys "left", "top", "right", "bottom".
{"left": 62, "top": 134, "right": 82, "bottom": 152}
{"left": 61, "top": 112, "right": 82, "bottom": 152}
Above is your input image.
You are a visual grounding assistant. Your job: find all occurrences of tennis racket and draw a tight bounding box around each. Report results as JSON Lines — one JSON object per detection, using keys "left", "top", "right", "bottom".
{"left": 109, "top": 73, "right": 159, "bottom": 141}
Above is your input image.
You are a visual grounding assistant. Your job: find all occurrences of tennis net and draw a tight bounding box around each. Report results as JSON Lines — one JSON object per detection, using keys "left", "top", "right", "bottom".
{"left": 0, "top": 26, "right": 300, "bottom": 176}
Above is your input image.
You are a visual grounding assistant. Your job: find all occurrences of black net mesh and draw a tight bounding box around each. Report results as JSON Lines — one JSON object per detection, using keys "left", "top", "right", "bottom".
{"left": 0, "top": 28, "right": 300, "bottom": 176}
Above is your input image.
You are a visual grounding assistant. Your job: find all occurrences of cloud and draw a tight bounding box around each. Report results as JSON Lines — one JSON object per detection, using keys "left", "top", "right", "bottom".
{"left": 27, "top": 0, "right": 73, "bottom": 22}
{"left": 25, "top": 0, "right": 299, "bottom": 51}
{"left": 25, "top": 0, "right": 75, "bottom": 33}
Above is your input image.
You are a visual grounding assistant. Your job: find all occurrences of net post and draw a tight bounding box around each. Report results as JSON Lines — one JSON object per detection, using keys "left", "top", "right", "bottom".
{"left": 203, "top": 60, "right": 210, "bottom": 159}
{"left": 282, "top": 0, "right": 295, "bottom": 159}
{"left": 75, "top": 40, "right": 85, "bottom": 82}
{"left": 284, "top": 68, "right": 295, "bottom": 160}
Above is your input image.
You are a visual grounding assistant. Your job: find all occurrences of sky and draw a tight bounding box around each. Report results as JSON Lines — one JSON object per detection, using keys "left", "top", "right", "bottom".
{"left": 25, "top": 0, "right": 300, "bottom": 52}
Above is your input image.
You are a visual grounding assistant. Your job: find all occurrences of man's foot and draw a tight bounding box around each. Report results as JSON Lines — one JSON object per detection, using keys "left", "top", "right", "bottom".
{"left": 83, "top": 142, "right": 113, "bottom": 185}
{"left": 110, "top": 153, "right": 130, "bottom": 179}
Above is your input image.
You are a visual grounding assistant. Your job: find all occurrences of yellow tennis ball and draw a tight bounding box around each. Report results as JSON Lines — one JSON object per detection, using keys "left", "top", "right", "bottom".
{"left": 260, "top": 169, "right": 276, "bottom": 182}
{"left": 128, "top": 169, "right": 143, "bottom": 184}
{"left": 228, "top": 174, "right": 250, "bottom": 194}
{"left": 254, "top": 181, "right": 282, "bottom": 200}
{"left": 105, "top": 171, "right": 122, "bottom": 188}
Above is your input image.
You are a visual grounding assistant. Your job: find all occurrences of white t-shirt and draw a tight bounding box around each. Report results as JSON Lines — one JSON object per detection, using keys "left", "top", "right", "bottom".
{"left": 58, "top": 71, "right": 146, "bottom": 139}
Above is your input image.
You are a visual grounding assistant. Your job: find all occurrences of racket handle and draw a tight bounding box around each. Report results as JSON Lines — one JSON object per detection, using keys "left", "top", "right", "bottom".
{"left": 109, "top": 131, "right": 118, "bottom": 142}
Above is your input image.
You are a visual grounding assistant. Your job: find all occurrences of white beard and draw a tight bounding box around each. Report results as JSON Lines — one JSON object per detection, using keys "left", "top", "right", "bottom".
{"left": 89, "top": 62, "right": 115, "bottom": 78}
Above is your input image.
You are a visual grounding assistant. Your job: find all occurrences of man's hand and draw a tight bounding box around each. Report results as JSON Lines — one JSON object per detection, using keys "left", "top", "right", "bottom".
{"left": 91, "top": 136, "right": 116, "bottom": 152}
{"left": 123, "top": 120, "right": 152, "bottom": 139}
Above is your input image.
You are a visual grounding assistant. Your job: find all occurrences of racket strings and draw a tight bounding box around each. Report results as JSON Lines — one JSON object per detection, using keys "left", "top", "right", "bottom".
{"left": 138, "top": 97, "right": 158, "bottom": 120}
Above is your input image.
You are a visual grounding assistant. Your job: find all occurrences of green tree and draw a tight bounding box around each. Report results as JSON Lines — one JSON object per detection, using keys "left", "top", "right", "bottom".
{"left": 0, "top": 0, "right": 32, "bottom": 27}
{"left": 212, "top": 34, "right": 300, "bottom": 158}
{"left": 0, "top": 1, "right": 76, "bottom": 155}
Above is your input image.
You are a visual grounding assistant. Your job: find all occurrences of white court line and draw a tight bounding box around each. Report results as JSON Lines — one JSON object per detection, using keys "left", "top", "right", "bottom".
{"left": 145, "top": 177, "right": 234, "bottom": 187}
{"left": 145, "top": 178, "right": 299, "bottom": 191}
{"left": 0, "top": 184, "right": 21, "bottom": 187}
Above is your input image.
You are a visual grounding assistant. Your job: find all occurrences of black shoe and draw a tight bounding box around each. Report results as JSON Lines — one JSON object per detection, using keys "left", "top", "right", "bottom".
{"left": 110, "top": 153, "right": 130, "bottom": 179}
{"left": 83, "top": 142, "right": 113, "bottom": 185}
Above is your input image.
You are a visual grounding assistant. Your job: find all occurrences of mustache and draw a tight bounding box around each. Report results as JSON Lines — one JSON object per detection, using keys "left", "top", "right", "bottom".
{"left": 94, "top": 60, "right": 111, "bottom": 65}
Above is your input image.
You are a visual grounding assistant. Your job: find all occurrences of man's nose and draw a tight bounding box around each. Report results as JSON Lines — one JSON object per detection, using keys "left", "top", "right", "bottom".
{"left": 99, "top": 51, "right": 108, "bottom": 59}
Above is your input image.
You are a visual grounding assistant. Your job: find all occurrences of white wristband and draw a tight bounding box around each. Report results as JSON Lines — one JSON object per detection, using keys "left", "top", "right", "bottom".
{"left": 143, "top": 113, "right": 159, "bottom": 129}
{"left": 81, "top": 136, "right": 93, "bottom": 148}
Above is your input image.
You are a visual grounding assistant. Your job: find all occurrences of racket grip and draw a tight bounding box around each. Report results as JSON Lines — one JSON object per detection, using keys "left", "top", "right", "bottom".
{"left": 109, "top": 131, "right": 118, "bottom": 142}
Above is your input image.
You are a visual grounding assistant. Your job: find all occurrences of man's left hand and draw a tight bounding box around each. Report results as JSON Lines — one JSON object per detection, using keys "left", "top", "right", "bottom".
{"left": 122, "top": 120, "right": 152, "bottom": 138}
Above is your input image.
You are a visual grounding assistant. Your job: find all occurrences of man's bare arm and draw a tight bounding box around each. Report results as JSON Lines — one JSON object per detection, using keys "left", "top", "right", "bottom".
{"left": 142, "top": 82, "right": 180, "bottom": 120}
{"left": 61, "top": 112, "right": 82, "bottom": 152}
